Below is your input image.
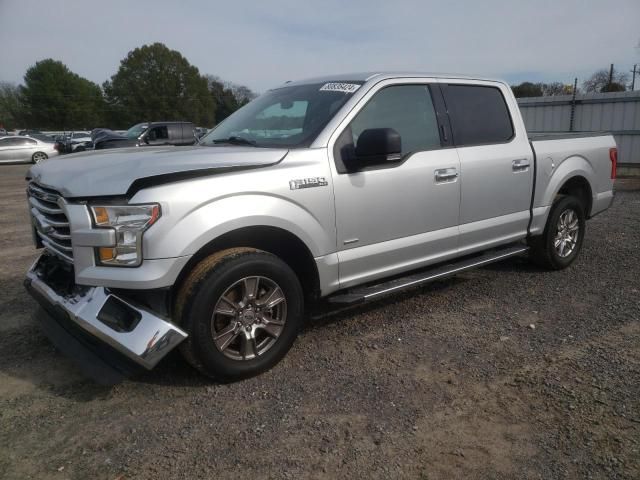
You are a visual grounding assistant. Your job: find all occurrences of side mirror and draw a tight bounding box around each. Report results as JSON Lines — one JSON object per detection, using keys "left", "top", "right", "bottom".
{"left": 355, "top": 128, "right": 402, "bottom": 164}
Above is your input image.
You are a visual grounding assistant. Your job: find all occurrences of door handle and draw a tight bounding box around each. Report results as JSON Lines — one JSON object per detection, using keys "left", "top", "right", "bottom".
{"left": 512, "top": 159, "right": 530, "bottom": 171}
{"left": 434, "top": 168, "right": 459, "bottom": 183}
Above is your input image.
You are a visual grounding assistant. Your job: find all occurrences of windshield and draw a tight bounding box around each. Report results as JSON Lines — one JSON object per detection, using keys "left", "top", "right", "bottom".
{"left": 126, "top": 123, "right": 148, "bottom": 139}
{"left": 199, "top": 81, "right": 364, "bottom": 148}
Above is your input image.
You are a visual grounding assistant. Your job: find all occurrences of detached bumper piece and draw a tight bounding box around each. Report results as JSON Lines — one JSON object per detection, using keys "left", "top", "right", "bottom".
{"left": 24, "top": 254, "right": 187, "bottom": 384}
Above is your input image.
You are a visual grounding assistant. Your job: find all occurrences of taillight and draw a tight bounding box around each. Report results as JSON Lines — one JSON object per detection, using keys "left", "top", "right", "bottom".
{"left": 609, "top": 147, "right": 617, "bottom": 179}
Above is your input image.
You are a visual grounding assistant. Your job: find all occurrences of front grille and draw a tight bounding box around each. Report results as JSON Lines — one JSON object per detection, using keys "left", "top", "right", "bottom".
{"left": 27, "top": 183, "right": 73, "bottom": 263}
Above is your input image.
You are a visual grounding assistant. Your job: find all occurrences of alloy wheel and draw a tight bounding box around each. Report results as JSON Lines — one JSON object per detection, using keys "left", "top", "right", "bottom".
{"left": 211, "top": 276, "right": 287, "bottom": 361}
{"left": 554, "top": 208, "right": 580, "bottom": 258}
{"left": 32, "top": 152, "right": 47, "bottom": 163}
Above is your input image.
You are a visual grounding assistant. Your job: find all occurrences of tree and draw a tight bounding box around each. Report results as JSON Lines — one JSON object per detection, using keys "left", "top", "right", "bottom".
{"left": 0, "top": 82, "right": 26, "bottom": 129}
{"left": 540, "top": 82, "right": 568, "bottom": 96}
{"left": 511, "top": 82, "right": 543, "bottom": 98}
{"left": 103, "top": 43, "right": 214, "bottom": 128}
{"left": 582, "top": 68, "right": 629, "bottom": 93}
{"left": 512, "top": 81, "right": 574, "bottom": 98}
{"left": 20, "top": 59, "right": 105, "bottom": 129}
{"left": 206, "top": 75, "right": 256, "bottom": 124}
{"left": 227, "top": 83, "right": 257, "bottom": 106}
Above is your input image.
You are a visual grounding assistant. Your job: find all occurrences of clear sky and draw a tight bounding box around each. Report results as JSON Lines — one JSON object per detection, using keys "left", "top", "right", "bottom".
{"left": 1, "top": 0, "right": 638, "bottom": 92}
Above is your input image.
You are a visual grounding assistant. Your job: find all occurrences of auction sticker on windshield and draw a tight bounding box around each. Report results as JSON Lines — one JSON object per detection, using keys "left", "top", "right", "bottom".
{"left": 319, "top": 83, "right": 361, "bottom": 93}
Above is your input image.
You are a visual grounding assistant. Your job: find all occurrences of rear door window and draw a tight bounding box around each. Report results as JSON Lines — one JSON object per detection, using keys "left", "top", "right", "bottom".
{"left": 442, "top": 85, "right": 514, "bottom": 146}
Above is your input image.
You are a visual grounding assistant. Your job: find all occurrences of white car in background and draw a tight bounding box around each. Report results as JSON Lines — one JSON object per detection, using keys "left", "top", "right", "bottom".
{"left": 0, "top": 136, "right": 59, "bottom": 163}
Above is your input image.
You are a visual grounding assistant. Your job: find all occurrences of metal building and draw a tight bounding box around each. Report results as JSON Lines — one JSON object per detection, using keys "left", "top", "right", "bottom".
{"left": 517, "top": 90, "right": 640, "bottom": 176}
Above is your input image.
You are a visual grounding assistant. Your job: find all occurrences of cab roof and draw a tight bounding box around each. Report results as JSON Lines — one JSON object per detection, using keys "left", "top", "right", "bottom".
{"left": 283, "top": 72, "right": 506, "bottom": 87}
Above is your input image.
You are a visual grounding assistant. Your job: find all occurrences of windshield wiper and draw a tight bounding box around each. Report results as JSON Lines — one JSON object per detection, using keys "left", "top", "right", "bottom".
{"left": 211, "top": 136, "right": 258, "bottom": 146}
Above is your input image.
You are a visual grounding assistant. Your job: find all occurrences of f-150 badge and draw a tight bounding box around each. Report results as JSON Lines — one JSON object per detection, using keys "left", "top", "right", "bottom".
{"left": 289, "top": 177, "right": 328, "bottom": 190}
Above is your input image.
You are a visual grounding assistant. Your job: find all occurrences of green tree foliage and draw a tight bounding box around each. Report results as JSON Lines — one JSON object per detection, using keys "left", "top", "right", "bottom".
{"left": 103, "top": 43, "right": 215, "bottom": 128}
{"left": 206, "top": 75, "right": 256, "bottom": 124}
{"left": 0, "top": 82, "right": 26, "bottom": 130}
{"left": 3, "top": 44, "right": 255, "bottom": 130}
{"left": 582, "top": 68, "right": 629, "bottom": 93}
{"left": 511, "top": 81, "right": 574, "bottom": 98}
{"left": 511, "top": 82, "right": 543, "bottom": 98}
{"left": 20, "top": 59, "right": 105, "bottom": 129}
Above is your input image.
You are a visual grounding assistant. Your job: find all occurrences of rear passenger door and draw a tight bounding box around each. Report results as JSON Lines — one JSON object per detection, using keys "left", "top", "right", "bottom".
{"left": 440, "top": 81, "right": 533, "bottom": 254}
{"left": 329, "top": 81, "right": 461, "bottom": 288}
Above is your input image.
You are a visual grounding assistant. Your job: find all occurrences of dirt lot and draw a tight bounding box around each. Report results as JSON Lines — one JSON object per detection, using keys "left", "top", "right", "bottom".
{"left": 0, "top": 164, "right": 638, "bottom": 479}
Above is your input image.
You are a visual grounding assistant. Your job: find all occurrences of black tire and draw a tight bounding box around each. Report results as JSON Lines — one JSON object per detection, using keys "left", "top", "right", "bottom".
{"left": 175, "top": 248, "right": 304, "bottom": 381}
{"left": 529, "top": 195, "right": 586, "bottom": 270}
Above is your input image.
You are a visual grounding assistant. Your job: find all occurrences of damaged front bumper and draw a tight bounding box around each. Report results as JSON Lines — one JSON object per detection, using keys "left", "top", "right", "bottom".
{"left": 24, "top": 254, "right": 187, "bottom": 379}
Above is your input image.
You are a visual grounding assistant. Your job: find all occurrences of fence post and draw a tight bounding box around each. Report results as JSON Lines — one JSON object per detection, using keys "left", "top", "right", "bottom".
{"left": 569, "top": 77, "right": 578, "bottom": 132}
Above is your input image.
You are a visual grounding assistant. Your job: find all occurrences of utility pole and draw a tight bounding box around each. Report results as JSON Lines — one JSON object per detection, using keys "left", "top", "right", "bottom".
{"left": 607, "top": 63, "right": 614, "bottom": 92}
{"left": 631, "top": 64, "right": 637, "bottom": 91}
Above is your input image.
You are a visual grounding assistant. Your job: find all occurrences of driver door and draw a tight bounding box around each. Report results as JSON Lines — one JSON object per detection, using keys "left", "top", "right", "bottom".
{"left": 329, "top": 81, "right": 461, "bottom": 288}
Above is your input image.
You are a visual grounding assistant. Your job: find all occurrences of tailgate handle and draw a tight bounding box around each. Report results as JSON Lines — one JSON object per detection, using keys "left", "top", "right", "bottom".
{"left": 512, "top": 159, "right": 530, "bottom": 171}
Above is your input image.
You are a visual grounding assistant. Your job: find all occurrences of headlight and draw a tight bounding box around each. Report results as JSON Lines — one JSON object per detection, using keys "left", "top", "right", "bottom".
{"left": 90, "top": 204, "right": 161, "bottom": 267}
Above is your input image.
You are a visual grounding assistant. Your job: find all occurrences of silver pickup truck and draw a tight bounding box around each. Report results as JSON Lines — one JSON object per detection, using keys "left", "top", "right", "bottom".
{"left": 24, "top": 72, "right": 616, "bottom": 383}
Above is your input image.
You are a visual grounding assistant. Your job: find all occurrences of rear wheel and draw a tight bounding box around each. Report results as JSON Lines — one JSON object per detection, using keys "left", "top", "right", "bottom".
{"left": 32, "top": 151, "right": 47, "bottom": 163}
{"left": 175, "top": 248, "right": 304, "bottom": 381}
{"left": 530, "top": 195, "right": 586, "bottom": 270}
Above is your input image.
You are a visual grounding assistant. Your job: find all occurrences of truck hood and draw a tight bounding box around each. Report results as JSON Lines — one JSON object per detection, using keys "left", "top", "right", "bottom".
{"left": 27, "top": 145, "right": 288, "bottom": 198}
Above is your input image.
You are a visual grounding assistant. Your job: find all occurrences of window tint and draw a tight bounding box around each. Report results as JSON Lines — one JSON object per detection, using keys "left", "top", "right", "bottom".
{"left": 148, "top": 126, "right": 168, "bottom": 141}
{"left": 1, "top": 138, "right": 24, "bottom": 146}
{"left": 443, "top": 85, "right": 513, "bottom": 146}
{"left": 349, "top": 85, "right": 441, "bottom": 155}
{"left": 23, "top": 138, "right": 37, "bottom": 145}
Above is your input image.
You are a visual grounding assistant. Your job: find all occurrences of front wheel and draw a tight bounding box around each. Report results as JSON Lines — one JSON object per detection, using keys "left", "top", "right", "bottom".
{"left": 175, "top": 248, "right": 304, "bottom": 381}
{"left": 529, "top": 195, "right": 586, "bottom": 270}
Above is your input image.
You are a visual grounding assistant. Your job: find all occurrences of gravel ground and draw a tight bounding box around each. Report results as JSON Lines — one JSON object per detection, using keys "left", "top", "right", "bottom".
{"left": 0, "top": 164, "right": 639, "bottom": 480}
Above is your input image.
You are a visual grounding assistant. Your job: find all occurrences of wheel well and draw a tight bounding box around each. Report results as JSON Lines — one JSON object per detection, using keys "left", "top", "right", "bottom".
{"left": 172, "top": 226, "right": 320, "bottom": 307}
{"left": 558, "top": 176, "right": 592, "bottom": 217}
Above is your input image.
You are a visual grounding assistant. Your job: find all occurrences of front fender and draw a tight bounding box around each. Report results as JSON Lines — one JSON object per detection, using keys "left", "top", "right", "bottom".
{"left": 143, "top": 194, "right": 333, "bottom": 259}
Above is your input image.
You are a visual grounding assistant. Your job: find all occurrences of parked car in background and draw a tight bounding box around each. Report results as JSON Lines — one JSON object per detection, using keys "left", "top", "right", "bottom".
{"left": 54, "top": 132, "right": 93, "bottom": 154}
{"left": 0, "top": 128, "right": 7, "bottom": 136}
{"left": 18, "top": 129, "right": 42, "bottom": 136}
{"left": 0, "top": 136, "right": 58, "bottom": 163}
{"left": 194, "top": 127, "right": 209, "bottom": 139}
{"left": 92, "top": 121, "right": 197, "bottom": 150}
{"left": 26, "top": 133, "right": 56, "bottom": 144}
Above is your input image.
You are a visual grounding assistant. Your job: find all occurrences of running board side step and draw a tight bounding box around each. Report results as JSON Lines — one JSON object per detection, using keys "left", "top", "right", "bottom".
{"left": 327, "top": 244, "right": 529, "bottom": 305}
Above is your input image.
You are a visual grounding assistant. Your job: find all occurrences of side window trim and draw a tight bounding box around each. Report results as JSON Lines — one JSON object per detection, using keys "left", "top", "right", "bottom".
{"left": 333, "top": 82, "right": 446, "bottom": 174}
{"left": 431, "top": 84, "right": 453, "bottom": 148}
